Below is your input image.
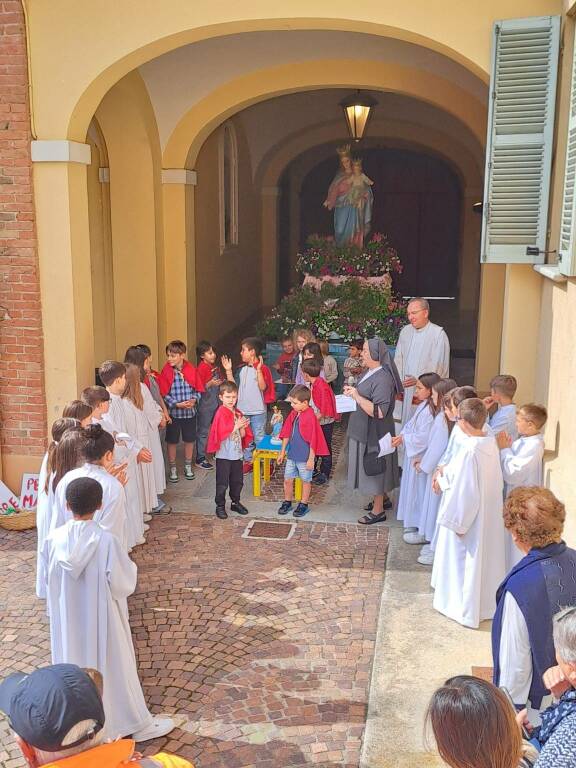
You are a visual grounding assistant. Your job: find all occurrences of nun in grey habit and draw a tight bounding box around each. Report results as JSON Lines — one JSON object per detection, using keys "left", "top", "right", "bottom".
{"left": 345, "top": 337, "right": 403, "bottom": 524}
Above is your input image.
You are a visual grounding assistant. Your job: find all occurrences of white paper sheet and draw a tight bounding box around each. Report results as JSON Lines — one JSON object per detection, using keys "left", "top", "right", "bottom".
{"left": 335, "top": 394, "right": 357, "bottom": 413}
{"left": 378, "top": 433, "right": 396, "bottom": 457}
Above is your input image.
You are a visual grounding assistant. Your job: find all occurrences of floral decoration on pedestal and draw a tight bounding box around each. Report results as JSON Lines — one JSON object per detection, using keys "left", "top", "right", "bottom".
{"left": 257, "top": 234, "right": 406, "bottom": 344}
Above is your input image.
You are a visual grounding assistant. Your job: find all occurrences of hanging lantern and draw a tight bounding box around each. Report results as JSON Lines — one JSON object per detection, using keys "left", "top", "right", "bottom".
{"left": 340, "top": 91, "right": 377, "bottom": 142}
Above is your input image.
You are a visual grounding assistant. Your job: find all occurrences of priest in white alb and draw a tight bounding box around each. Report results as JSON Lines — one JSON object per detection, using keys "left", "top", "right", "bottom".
{"left": 43, "top": 476, "right": 175, "bottom": 743}
{"left": 431, "top": 398, "right": 507, "bottom": 629}
{"left": 393, "top": 298, "right": 450, "bottom": 428}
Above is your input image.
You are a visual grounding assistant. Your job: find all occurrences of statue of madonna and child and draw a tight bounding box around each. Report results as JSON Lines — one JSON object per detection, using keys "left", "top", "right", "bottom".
{"left": 323, "top": 144, "right": 374, "bottom": 247}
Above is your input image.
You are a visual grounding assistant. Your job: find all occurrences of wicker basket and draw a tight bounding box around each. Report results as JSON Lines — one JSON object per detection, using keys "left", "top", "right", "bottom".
{"left": 0, "top": 509, "right": 36, "bottom": 531}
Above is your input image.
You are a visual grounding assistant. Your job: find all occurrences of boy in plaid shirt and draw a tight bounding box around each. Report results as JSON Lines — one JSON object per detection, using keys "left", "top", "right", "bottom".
{"left": 158, "top": 340, "right": 204, "bottom": 482}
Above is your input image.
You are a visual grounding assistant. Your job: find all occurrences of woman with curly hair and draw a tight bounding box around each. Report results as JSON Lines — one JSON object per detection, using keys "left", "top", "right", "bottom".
{"left": 492, "top": 486, "right": 576, "bottom": 715}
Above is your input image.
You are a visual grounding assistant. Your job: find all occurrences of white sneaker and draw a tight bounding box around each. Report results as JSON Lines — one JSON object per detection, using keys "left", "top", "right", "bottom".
{"left": 403, "top": 531, "right": 427, "bottom": 545}
{"left": 132, "top": 716, "right": 176, "bottom": 742}
{"left": 420, "top": 543, "right": 432, "bottom": 556}
{"left": 144, "top": 514, "right": 152, "bottom": 522}
{"left": 417, "top": 549, "right": 435, "bottom": 566}
{"left": 403, "top": 526, "right": 417, "bottom": 533}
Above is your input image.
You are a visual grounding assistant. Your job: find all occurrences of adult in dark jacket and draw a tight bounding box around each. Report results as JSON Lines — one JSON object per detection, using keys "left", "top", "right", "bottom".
{"left": 343, "top": 337, "right": 403, "bottom": 524}
{"left": 492, "top": 486, "right": 576, "bottom": 710}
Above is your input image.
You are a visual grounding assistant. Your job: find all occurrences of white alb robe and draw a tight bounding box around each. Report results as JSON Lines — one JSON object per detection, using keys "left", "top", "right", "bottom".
{"left": 393, "top": 322, "right": 450, "bottom": 427}
{"left": 396, "top": 402, "right": 434, "bottom": 528}
{"left": 501, "top": 434, "right": 544, "bottom": 496}
{"left": 141, "top": 383, "right": 165, "bottom": 497}
{"left": 35, "top": 453, "right": 50, "bottom": 599}
{"left": 101, "top": 398, "right": 146, "bottom": 548}
{"left": 431, "top": 433, "right": 507, "bottom": 628}
{"left": 43, "top": 519, "right": 152, "bottom": 739}
{"left": 121, "top": 396, "right": 158, "bottom": 512}
{"left": 417, "top": 413, "right": 450, "bottom": 542}
{"left": 489, "top": 403, "right": 518, "bottom": 441}
{"left": 501, "top": 433, "right": 545, "bottom": 569}
{"left": 52, "top": 463, "right": 128, "bottom": 550}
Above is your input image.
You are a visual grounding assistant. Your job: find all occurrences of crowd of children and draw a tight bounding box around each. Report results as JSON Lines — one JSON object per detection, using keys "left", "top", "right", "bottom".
{"left": 393, "top": 372, "right": 548, "bottom": 629}
{"left": 32, "top": 330, "right": 351, "bottom": 739}
{"left": 32, "top": 322, "right": 554, "bottom": 747}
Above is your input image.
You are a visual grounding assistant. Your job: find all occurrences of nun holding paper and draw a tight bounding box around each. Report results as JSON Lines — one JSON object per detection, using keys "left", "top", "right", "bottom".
{"left": 344, "top": 338, "right": 403, "bottom": 524}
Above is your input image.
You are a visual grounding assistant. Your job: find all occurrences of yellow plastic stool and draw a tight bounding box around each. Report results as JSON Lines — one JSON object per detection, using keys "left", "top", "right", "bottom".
{"left": 252, "top": 441, "right": 302, "bottom": 500}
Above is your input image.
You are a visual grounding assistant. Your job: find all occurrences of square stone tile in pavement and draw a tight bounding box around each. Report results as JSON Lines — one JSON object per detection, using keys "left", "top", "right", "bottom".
{"left": 0, "top": 514, "right": 388, "bottom": 767}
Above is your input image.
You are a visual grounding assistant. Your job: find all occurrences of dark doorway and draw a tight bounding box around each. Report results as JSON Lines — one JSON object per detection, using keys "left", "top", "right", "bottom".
{"left": 297, "top": 147, "right": 462, "bottom": 298}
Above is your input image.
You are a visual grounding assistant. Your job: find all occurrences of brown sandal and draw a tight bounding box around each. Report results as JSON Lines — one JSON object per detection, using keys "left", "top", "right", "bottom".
{"left": 358, "top": 511, "right": 387, "bottom": 525}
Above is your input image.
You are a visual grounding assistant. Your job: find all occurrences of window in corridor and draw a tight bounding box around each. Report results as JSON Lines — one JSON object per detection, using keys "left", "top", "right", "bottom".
{"left": 219, "top": 122, "right": 238, "bottom": 251}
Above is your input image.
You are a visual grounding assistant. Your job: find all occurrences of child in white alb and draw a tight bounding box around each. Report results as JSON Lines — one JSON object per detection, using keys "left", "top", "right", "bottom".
{"left": 35, "top": 417, "right": 80, "bottom": 599}
{"left": 393, "top": 373, "right": 440, "bottom": 541}
{"left": 97, "top": 363, "right": 151, "bottom": 547}
{"left": 484, "top": 374, "right": 518, "bottom": 440}
{"left": 405, "top": 379, "right": 456, "bottom": 563}
{"left": 496, "top": 403, "right": 547, "bottom": 570}
{"left": 43, "top": 476, "right": 175, "bottom": 742}
{"left": 431, "top": 399, "right": 507, "bottom": 629}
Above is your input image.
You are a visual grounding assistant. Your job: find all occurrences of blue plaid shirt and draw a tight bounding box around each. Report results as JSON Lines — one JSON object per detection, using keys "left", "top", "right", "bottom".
{"left": 164, "top": 369, "right": 200, "bottom": 420}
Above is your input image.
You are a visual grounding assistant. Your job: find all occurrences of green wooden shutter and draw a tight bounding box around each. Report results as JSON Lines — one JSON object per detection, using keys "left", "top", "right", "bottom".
{"left": 481, "top": 16, "right": 561, "bottom": 264}
{"left": 559, "top": 29, "right": 576, "bottom": 275}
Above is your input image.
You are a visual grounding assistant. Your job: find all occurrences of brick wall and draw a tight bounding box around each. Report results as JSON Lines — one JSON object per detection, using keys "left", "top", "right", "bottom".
{"left": 0, "top": 0, "right": 46, "bottom": 457}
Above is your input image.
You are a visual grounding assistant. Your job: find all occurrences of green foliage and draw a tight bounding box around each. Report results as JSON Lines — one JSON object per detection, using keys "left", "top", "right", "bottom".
{"left": 256, "top": 280, "right": 406, "bottom": 344}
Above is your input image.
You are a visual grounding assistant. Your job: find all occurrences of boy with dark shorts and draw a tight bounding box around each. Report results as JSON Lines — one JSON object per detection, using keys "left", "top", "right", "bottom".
{"left": 158, "top": 340, "right": 204, "bottom": 483}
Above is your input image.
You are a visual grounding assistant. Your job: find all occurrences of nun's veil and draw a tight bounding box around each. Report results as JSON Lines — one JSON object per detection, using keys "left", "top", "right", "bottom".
{"left": 367, "top": 337, "right": 404, "bottom": 396}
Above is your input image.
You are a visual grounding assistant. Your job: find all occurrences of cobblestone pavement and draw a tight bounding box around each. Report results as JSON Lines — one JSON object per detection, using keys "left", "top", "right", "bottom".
{"left": 0, "top": 514, "right": 388, "bottom": 767}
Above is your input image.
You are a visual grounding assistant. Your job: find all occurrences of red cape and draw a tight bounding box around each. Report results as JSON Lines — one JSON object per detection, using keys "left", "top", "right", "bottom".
{"left": 239, "top": 363, "right": 276, "bottom": 404}
{"left": 158, "top": 361, "right": 205, "bottom": 397}
{"left": 197, "top": 359, "right": 223, "bottom": 386}
{"left": 311, "top": 377, "right": 338, "bottom": 420}
{"left": 279, "top": 407, "right": 329, "bottom": 456}
{"left": 143, "top": 370, "right": 160, "bottom": 391}
{"left": 207, "top": 405, "right": 253, "bottom": 453}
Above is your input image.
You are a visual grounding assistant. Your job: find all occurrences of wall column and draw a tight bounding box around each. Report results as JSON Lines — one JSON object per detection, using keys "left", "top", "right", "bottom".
{"left": 161, "top": 169, "right": 197, "bottom": 352}
{"left": 499, "top": 264, "right": 542, "bottom": 403}
{"left": 32, "top": 140, "right": 94, "bottom": 420}
{"left": 474, "top": 263, "right": 506, "bottom": 393}
{"left": 261, "top": 186, "right": 280, "bottom": 309}
{"left": 459, "top": 189, "right": 482, "bottom": 315}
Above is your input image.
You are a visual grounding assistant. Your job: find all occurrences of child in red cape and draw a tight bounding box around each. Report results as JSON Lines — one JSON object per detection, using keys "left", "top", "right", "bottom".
{"left": 277, "top": 385, "right": 328, "bottom": 518}
{"left": 207, "top": 381, "right": 253, "bottom": 520}
{"left": 195, "top": 339, "right": 224, "bottom": 470}
{"left": 301, "top": 358, "right": 338, "bottom": 486}
{"left": 157, "top": 340, "right": 205, "bottom": 483}
{"left": 222, "top": 337, "right": 276, "bottom": 473}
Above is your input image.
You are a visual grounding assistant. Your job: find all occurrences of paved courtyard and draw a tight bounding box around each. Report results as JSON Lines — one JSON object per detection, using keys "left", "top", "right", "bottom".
{"left": 0, "top": 511, "right": 388, "bottom": 767}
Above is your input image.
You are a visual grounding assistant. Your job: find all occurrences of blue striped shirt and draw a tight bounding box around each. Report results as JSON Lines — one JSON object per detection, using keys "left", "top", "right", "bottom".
{"left": 164, "top": 369, "right": 200, "bottom": 419}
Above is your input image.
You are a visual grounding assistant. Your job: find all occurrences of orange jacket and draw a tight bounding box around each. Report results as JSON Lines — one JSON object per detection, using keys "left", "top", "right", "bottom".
{"left": 43, "top": 740, "right": 193, "bottom": 768}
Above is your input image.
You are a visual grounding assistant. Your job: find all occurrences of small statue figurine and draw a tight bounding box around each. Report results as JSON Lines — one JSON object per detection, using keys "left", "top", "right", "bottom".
{"left": 270, "top": 405, "right": 283, "bottom": 444}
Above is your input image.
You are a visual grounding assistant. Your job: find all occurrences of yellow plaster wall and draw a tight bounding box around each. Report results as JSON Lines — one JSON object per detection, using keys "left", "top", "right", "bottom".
{"left": 34, "top": 160, "right": 94, "bottom": 420}
{"left": 95, "top": 71, "right": 163, "bottom": 364}
{"left": 194, "top": 119, "right": 262, "bottom": 349}
{"left": 87, "top": 133, "right": 116, "bottom": 362}
{"left": 475, "top": 264, "right": 506, "bottom": 392}
{"left": 169, "top": 60, "right": 487, "bottom": 168}
{"left": 533, "top": 15, "right": 576, "bottom": 542}
{"left": 535, "top": 279, "right": 576, "bottom": 542}
{"left": 25, "top": 0, "right": 563, "bottom": 142}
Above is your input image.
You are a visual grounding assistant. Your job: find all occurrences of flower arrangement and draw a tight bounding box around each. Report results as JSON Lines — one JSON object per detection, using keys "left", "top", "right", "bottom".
{"left": 296, "top": 233, "right": 402, "bottom": 278}
{"left": 256, "top": 281, "right": 407, "bottom": 345}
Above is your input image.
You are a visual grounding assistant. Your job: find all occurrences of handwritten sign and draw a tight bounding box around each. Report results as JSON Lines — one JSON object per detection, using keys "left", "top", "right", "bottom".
{"left": 0, "top": 479, "right": 21, "bottom": 513}
{"left": 19, "top": 473, "right": 39, "bottom": 510}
